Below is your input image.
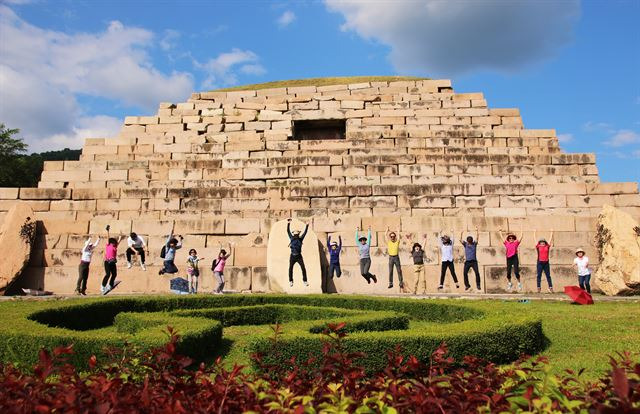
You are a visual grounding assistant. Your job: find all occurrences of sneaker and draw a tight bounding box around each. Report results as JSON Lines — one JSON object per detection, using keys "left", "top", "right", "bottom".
{"left": 517, "top": 282, "right": 523, "bottom": 291}
{"left": 476, "top": 286, "right": 481, "bottom": 291}
{"left": 437, "top": 285, "right": 443, "bottom": 290}
{"left": 141, "top": 263, "right": 146, "bottom": 271}
{"left": 100, "top": 285, "right": 105, "bottom": 294}
{"left": 81, "top": 291, "right": 87, "bottom": 296}
{"left": 465, "top": 287, "right": 472, "bottom": 292}
{"left": 371, "top": 274, "right": 377, "bottom": 284}
{"left": 303, "top": 281, "right": 309, "bottom": 286}
{"left": 507, "top": 282, "right": 513, "bottom": 291}
{"left": 127, "top": 262, "right": 132, "bottom": 269}
{"left": 548, "top": 287, "right": 554, "bottom": 293}
{"left": 366, "top": 277, "right": 371, "bottom": 284}
{"left": 289, "top": 281, "right": 293, "bottom": 287}
{"left": 74, "top": 289, "right": 82, "bottom": 295}
{"left": 102, "top": 285, "right": 111, "bottom": 295}
{"left": 399, "top": 283, "right": 404, "bottom": 289}
{"left": 388, "top": 284, "right": 393, "bottom": 289}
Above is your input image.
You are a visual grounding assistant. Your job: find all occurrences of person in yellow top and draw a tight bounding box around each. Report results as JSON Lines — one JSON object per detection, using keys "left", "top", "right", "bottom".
{"left": 385, "top": 227, "right": 404, "bottom": 290}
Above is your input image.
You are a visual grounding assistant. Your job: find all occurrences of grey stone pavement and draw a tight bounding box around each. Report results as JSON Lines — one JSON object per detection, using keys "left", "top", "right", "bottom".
{"left": 1, "top": 292, "right": 638, "bottom": 302}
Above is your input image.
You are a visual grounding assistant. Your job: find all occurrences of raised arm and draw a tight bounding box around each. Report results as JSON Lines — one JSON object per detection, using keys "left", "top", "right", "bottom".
{"left": 338, "top": 235, "right": 342, "bottom": 250}
{"left": 498, "top": 229, "right": 506, "bottom": 242}
{"left": 287, "top": 220, "right": 293, "bottom": 239}
{"left": 518, "top": 226, "right": 524, "bottom": 242}
{"left": 327, "top": 234, "right": 332, "bottom": 250}
{"left": 367, "top": 228, "right": 371, "bottom": 246}
{"left": 300, "top": 223, "right": 309, "bottom": 240}
{"left": 166, "top": 233, "right": 172, "bottom": 247}
{"left": 92, "top": 236, "right": 100, "bottom": 248}
{"left": 384, "top": 227, "right": 389, "bottom": 243}
{"left": 176, "top": 236, "right": 183, "bottom": 249}
{"left": 450, "top": 229, "right": 455, "bottom": 245}
{"left": 460, "top": 231, "right": 465, "bottom": 245}
{"left": 355, "top": 227, "right": 360, "bottom": 245}
{"left": 83, "top": 238, "right": 91, "bottom": 251}
{"left": 225, "top": 242, "right": 233, "bottom": 259}
{"left": 533, "top": 230, "right": 537, "bottom": 246}
{"left": 549, "top": 229, "right": 554, "bottom": 245}
{"left": 475, "top": 227, "right": 479, "bottom": 245}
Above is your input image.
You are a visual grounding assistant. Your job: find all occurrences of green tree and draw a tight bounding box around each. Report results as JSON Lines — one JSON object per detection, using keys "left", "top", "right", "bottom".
{"left": 0, "top": 124, "right": 28, "bottom": 187}
{"left": 0, "top": 124, "right": 81, "bottom": 187}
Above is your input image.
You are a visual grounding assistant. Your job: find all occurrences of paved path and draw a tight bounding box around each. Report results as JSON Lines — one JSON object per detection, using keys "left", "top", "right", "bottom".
{"left": 2, "top": 292, "right": 638, "bottom": 302}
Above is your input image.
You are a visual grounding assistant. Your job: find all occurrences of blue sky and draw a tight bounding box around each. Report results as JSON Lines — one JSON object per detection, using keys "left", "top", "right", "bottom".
{"left": 0, "top": 0, "right": 638, "bottom": 183}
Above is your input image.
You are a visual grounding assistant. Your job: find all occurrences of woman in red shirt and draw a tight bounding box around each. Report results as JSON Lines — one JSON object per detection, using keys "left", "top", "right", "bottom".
{"left": 534, "top": 230, "right": 554, "bottom": 293}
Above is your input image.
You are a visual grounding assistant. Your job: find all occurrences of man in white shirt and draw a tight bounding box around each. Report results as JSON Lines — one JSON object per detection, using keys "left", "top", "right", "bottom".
{"left": 126, "top": 232, "right": 148, "bottom": 270}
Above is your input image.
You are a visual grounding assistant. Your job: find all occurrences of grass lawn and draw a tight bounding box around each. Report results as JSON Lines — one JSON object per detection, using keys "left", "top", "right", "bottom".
{"left": 220, "top": 298, "right": 640, "bottom": 379}
{"left": 0, "top": 296, "right": 637, "bottom": 379}
{"left": 213, "top": 76, "right": 428, "bottom": 91}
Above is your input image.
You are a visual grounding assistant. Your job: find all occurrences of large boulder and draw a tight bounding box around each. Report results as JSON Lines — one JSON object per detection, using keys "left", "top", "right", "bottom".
{"left": 0, "top": 203, "right": 36, "bottom": 294}
{"left": 594, "top": 204, "right": 640, "bottom": 295}
{"left": 267, "top": 218, "right": 322, "bottom": 293}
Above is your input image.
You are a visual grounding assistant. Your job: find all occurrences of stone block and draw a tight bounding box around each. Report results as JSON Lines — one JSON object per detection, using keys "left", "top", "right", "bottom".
{"left": 290, "top": 165, "right": 331, "bottom": 178}
{"left": 244, "top": 167, "right": 288, "bottom": 180}
{"left": 91, "top": 169, "right": 128, "bottom": 181}
{"left": 586, "top": 182, "right": 638, "bottom": 195}
{"left": 0, "top": 188, "right": 19, "bottom": 199}
{"left": 221, "top": 198, "right": 270, "bottom": 211}
{"left": 173, "top": 219, "right": 224, "bottom": 234}
{"left": 331, "top": 165, "right": 366, "bottom": 177}
{"left": 20, "top": 188, "right": 71, "bottom": 200}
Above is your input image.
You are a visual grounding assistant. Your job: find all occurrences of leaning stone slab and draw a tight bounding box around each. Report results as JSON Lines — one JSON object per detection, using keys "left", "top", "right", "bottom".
{"left": 0, "top": 203, "right": 36, "bottom": 294}
{"left": 594, "top": 205, "right": 640, "bottom": 295}
{"left": 267, "top": 218, "right": 322, "bottom": 294}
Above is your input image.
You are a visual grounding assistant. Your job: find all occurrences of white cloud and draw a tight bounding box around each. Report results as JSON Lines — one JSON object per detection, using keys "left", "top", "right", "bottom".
{"left": 0, "top": 5, "right": 194, "bottom": 151}
{"left": 31, "top": 115, "right": 123, "bottom": 153}
{"left": 583, "top": 121, "right": 614, "bottom": 133}
{"left": 604, "top": 129, "right": 640, "bottom": 147}
{"left": 195, "top": 48, "right": 265, "bottom": 89}
{"left": 324, "top": 0, "right": 580, "bottom": 76}
{"left": 160, "top": 29, "right": 180, "bottom": 51}
{"left": 557, "top": 133, "right": 573, "bottom": 143}
{"left": 277, "top": 10, "right": 296, "bottom": 27}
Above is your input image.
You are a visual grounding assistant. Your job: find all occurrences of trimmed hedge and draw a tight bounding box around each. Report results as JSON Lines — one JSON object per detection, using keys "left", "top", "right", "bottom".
{"left": 0, "top": 295, "right": 544, "bottom": 370}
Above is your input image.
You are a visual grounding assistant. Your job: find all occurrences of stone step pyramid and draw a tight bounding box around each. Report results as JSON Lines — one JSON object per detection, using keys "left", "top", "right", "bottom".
{"left": 1, "top": 78, "right": 638, "bottom": 295}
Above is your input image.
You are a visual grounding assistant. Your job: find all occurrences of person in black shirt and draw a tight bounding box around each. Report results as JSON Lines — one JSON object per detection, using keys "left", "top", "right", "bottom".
{"left": 287, "top": 219, "right": 309, "bottom": 287}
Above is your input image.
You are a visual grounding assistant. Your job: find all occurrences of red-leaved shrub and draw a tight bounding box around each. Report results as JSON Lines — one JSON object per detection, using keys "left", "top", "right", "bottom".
{"left": 1, "top": 324, "right": 638, "bottom": 413}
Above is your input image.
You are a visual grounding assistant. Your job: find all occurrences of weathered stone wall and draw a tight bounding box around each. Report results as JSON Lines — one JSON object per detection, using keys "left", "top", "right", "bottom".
{"left": 1, "top": 79, "right": 638, "bottom": 294}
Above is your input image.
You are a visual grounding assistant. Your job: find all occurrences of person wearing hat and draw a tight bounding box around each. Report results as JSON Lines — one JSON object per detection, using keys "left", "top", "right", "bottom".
{"left": 327, "top": 234, "right": 343, "bottom": 279}
{"left": 573, "top": 248, "right": 591, "bottom": 294}
{"left": 534, "top": 230, "right": 554, "bottom": 293}
{"left": 410, "top": 235, "right": 428, "bottom": 294}
{"left": 355, "top": 226, "right": 377, "bottom": 284}
{"left": 460, "top": 227, "right": 481, "bottom": 292}
{"left": 437, "top": 229, "right": 459, "bottom": 290}
{"left": 287, "top": 218, "right": 309, "bottom": 287}
{"left": 499, "top": 227, "right": 524, "bottom": 291}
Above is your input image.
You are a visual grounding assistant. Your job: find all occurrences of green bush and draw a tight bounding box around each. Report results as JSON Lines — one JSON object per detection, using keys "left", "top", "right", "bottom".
{"left": 0, "top": 295, "right": 543, "bottom": 369}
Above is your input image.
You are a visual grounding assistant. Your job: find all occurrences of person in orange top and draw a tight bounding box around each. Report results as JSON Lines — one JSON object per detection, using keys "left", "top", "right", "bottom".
{"left": 385, "top": 227, "right": 404, "bottom": 290}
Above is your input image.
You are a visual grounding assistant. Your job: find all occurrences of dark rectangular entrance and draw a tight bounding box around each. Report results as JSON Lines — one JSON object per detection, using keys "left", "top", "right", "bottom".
{"left": 292, "top": 119, "right": 346, "bottom": 140}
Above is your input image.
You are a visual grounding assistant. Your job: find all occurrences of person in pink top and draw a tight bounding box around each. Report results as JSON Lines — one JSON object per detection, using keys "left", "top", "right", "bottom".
{"left": 211, "top": 243, "right": 232, "bottom": 294}
{"left": 101, "top": 233, "right": 123, "bottom": 294}
{"left": 534, "top": 230, "right": 554, "bottom": 293}
{"left": 499, "top": 228, "right": 523, "bottom": 292}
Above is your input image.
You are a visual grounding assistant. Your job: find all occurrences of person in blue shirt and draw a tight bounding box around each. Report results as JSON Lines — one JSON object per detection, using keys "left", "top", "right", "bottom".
{"left": 327, "top": 234, "right": 342, "bottom": 279}
{"left": 287, "top": 218, "right": 309, "bottom": 287}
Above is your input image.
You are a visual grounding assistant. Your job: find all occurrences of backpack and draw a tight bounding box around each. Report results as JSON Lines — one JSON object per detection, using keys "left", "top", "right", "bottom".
{"left": 160, "top": 245, "right": 166, "bottom": 259}
{"left": 211, "top": 259, "right": 218, "bottom": 271}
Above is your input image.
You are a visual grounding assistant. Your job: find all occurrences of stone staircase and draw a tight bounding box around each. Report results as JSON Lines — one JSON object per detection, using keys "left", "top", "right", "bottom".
{"left": 0, "top": 78, "right": 638, "bottom": 295}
